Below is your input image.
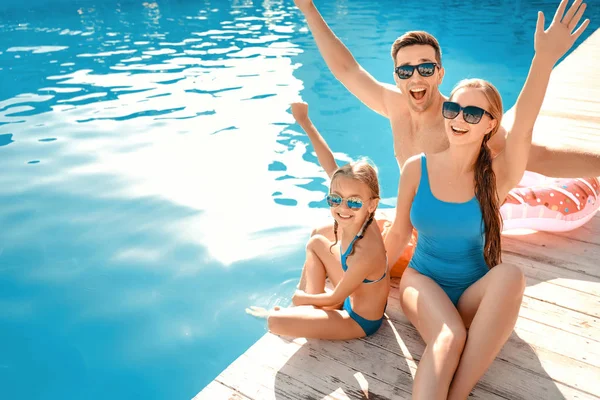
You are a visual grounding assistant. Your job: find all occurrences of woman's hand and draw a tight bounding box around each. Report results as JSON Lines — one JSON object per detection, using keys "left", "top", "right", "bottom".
{"left": 534, "top": 0, "right": 590, "bottom": 66}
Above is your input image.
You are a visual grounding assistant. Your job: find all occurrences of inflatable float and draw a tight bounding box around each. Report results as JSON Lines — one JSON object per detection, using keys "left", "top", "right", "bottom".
{"left": 501, "top": 171, "right": 599, "bottom": 232}
{"left": 380, "top": 171, "right": 600, "bottom": 277}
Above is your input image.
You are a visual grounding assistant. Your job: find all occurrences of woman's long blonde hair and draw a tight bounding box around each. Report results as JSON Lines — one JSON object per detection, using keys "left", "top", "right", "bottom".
{"left": 450, "top": 79, "right": 503, "bottom": 268}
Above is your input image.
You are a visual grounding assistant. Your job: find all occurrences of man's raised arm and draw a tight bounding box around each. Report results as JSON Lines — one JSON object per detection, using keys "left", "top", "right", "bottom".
{"left": 295, "top": 0, "right": 398, "bottom": 118}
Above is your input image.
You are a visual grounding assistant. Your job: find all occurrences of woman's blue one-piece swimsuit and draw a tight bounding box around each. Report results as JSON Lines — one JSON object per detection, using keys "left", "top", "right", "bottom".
{"left": 408, "top": 153, "right": 490, "bottom": 305}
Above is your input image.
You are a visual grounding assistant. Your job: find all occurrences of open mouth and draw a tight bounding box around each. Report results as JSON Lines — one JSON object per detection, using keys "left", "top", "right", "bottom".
{"left": 451, "top": 125, "right": 469, "bottom": 135}
{"left": 409, "top": 88, "right": 426, "bottom": 101}
{"left": 337, "top": 213, "right": 353, "bottom": 220}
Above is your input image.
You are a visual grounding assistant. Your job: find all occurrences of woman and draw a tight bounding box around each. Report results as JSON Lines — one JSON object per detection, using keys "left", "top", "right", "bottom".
{"left": 384, "top": 1, "right": 589, "bottom": 398}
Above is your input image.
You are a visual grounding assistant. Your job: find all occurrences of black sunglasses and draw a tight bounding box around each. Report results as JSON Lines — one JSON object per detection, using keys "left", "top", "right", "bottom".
{"left": 394, "top": 62, "right": 438, "bottom": 79}
{"left": 442, "top": 101, "right": 493, "bottom": 124}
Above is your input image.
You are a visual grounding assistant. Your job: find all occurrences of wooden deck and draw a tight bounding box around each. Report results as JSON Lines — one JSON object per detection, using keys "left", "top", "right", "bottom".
{"left": 195, "top": 29, "right": 600, "bottom": 400}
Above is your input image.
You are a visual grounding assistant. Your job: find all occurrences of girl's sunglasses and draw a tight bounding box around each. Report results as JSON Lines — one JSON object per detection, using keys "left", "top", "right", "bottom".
{"left": 326, "top": 194, "right": 364, "bottom": 211}
{"left": 394, "top": 62, "right": 437, "bottom": 80}
{"left": 442, "top": 101, "right": 493, "bottom": 124}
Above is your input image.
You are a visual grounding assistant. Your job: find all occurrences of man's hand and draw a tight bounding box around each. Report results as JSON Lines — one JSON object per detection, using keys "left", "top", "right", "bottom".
{"left": 534, "top": 0, "right": 590, "bottom": 65}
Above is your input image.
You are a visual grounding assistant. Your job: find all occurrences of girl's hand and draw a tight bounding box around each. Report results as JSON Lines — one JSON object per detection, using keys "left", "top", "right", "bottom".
{"left": 293, "top": 0, "right": 314, "bottom": 13}
{"left": 291, "top": 102, "right": 309, "bottom": 123}
{"left": 292, "top": 289, "right": 307, "bottom": 306}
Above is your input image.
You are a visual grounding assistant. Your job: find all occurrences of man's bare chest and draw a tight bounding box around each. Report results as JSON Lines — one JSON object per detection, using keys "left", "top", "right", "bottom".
{"left": 390, "top": 119, "right": 448, "bottom": 167}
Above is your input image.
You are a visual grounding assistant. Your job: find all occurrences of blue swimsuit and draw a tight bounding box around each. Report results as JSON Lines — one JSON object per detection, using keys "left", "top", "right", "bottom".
{"left": 340, "top": 231, "right": 387, "bottom": 336}
{"left": 408, "top": 153, "right": 490, "bottom": 305}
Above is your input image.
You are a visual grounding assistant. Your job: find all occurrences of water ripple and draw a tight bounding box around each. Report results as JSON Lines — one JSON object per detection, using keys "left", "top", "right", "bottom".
{"left": 0, "top": 134, "right": 14, "bottom": 146}
{"left": 6, "top": 46, "right": 69, "bottom": 54}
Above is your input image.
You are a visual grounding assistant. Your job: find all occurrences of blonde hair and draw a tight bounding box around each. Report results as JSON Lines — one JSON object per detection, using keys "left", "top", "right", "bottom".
{"left": 451, "top": 78, "right": 503, "bottom": 268}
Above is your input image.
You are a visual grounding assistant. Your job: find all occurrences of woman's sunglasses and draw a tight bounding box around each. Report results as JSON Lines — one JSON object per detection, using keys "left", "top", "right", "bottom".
{"left": 394, "top": 62, "right": 437, "bottom": 80}
{"left": 442, "top": 101, "right": 493, "bottom": 124}
{"left": 326, "top": 194, "right": 364, "bottom": 211}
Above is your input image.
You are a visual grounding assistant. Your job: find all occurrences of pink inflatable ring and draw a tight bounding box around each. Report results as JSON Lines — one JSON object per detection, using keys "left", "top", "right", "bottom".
{"left": 501, "top": 171, "right": 600, "bottom": 233}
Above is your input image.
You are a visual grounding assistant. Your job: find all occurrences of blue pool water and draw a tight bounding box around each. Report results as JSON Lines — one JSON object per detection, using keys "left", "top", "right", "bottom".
{"left": 0, "top": 0, "right": 597, "bottom": 398}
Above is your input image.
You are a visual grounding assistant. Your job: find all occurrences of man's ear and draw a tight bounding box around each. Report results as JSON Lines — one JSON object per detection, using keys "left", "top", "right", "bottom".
{"left": 437, "top": 65, "right": 445, "bottom": 85}
{"left": 392, "top": 69, "right": 400, "bottom": 87}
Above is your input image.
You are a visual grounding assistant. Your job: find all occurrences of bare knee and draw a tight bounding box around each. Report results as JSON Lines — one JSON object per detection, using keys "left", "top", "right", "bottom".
{"left": 433, "top": 324, "right": 467, "bottom": 359}
{"left": 494, "top": 263, "right": 526, "bottom": 299}
{"left": 306, "top": 234, "right": 330, "bottom": 253}
{"left": 310, "top": 223, "right": 335, "bottom": 241}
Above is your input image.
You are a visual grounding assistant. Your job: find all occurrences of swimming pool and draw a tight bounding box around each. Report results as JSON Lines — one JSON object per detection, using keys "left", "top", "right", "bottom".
{"left": 0, "top": 0, "right": 597, "bottom": 398}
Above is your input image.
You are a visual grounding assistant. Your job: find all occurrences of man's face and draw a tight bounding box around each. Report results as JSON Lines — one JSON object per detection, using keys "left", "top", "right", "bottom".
{"left": 394, "top": 45, "right": 444, "bottom": 113}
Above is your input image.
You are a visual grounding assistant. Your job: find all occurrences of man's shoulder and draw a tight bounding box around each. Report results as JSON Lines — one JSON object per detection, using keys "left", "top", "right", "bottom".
{"left": 382, "top": 84, "right": 405, "bottom": 110}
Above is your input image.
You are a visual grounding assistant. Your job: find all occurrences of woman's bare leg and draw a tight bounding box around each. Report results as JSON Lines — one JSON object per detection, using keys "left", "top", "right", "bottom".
{"left": 399, "top": 268, "right": 467, "bottom": 400}
{"left": 448, "top": 263, "right": 526, "bottom": 399}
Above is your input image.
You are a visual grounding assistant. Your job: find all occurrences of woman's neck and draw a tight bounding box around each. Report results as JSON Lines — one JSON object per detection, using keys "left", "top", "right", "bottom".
{"left": 447, "top": 141, "right": 481, "bottom": 175}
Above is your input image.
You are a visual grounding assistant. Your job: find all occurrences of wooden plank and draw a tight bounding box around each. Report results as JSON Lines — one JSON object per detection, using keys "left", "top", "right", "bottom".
{"left": 389, "top": 279, "right": 600, "bottom": 342}
{"left": 202, "top": 305, "right": 599, "bottom": 400}
{"left": 212, "top": 335, "right": 413, "bottom": 400}
{"left": 194, "top": 381, "right": 253, "bottom": 400}
{"left": 208, "top": 329, "right": 508, "bottom": 400}
{"left": 523, "top": 277, "right": 600, "bottom": 318}
{"left": 519, "top": 295, "right": 600, "bottom": 342}
{"left": 204, "top": 300, "right": 599, "bottom": 400}
{"left": 502, "top": 234, "right": 600, "bottom": 279}
{"left": 512, "top": 317, "right": 600, "bottom": 367}
{"left": 503, "top": 251, "right": 600, "bottom": 322}
{"left": 531, "top": 29, "right": 600, "bottom": 150}
{"left": 549, "top": 214, "right": 600, "bottom": 246}
{"left": 378, "top": 298, "right": 600, "bottom": 398}
{"left": 503, "top": 252, "right": 600, "bottom": 297}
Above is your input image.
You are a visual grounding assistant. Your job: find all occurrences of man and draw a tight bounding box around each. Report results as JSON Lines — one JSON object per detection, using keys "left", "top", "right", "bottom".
{"left": 293, "top": 0, "right": 600, "bottom": 176}
{"left": 293, "top": 0, "right": 600, "bottom": 287}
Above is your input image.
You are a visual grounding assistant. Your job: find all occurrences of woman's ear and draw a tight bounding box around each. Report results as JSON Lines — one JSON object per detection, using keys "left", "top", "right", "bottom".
{"left": 487, "top": 118, "right": 498, "bottom": 134}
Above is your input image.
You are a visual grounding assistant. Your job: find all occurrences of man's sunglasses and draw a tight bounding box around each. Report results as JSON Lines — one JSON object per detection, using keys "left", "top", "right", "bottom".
{"left": 394, "top": 62, "right": 438, "bottom": 80}
{"left": 442, "top": 101, "right": 494, "bottom": 124}
{"left": 326, "top": 194, "right": 364, "bottom": 211}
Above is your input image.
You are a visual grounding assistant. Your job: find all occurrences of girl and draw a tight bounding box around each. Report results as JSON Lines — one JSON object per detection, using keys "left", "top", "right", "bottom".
{"left": 247, "top": 102, "right": 390, "bottom": 339}
{"left": 384, "top": 1, "right": 589, "bottom": 398}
